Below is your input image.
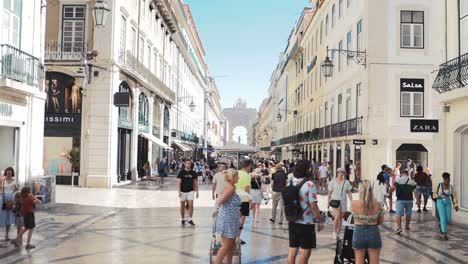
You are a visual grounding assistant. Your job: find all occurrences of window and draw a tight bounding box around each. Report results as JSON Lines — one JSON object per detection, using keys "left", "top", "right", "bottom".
{"left": 401, "top": 11, "right": 424, "bottom": 48}
{"left": 139, "top": 36, "right": 144, "bottom": 62}
{"left": 62, "top": 5, "right": 85, "bottom": 52}
{"left": 147, "top": 45, "right": 151, "bottom": 68}
{"left": 347, "top": 31, "right": 352, "bottom": 65}
{"left": 357, "top": 20, "right": 363, "bottom": 51}
{"left": 324, "top": 103, "right": 328, "bottom": 126}
{"left": 461, "top": 0, "right": 468, "bottom": 54}
{"left": 320, "top": 21, "right": 323, "bottom": 44}
{"left": 326, "top": 15, "right": 329, "bottom": 36}
{"left": 338, "top": 94, "right": 343, "bottom": 122}
{"left": 332, "top": 5, "right": 336, "bottom": 28}
{"left": 153, "top": 51, "right": 158, "bottom": 75}
{"left": 141, "top": 0, "right": 146, "bottom": 19}
{"left": 131, "top": 28, "right": 137, "bottom": 56}
{"left": 339, "top": 0, "right": 343, "bottom": 18}
{"left": 120, "top": 16, "right": 126, "bottom": 54}
{"left": 356, "top": 83, "right": 361, "bottom": 117}
{"left": 346, "top": 89, "right": 351, "bottom": 120}
{"left": 2, "top": 0, "right": 22, "bottom": 48}
{"left": 330, "top": 99, "right": 335, "bottom": 124}
{"left": 401, "top": 92, "right": 423, "bottom": 117}
{"left": 338, "top": 40, "right": 343, "bottom": 71}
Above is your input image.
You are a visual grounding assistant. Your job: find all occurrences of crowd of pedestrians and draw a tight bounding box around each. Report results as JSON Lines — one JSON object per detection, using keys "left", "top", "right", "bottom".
{"left": 164, "top": 155, "right": 459, "bottom": 263}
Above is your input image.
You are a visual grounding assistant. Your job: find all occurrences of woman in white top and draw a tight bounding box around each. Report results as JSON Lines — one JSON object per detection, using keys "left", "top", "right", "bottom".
{"left": 0, "top": 167, "right": 20, "bottom": 241}
{"left": 373, "top": 172, "right": 388, "bottom": 206}
{"left": 328, "top": 168, "right": 353, "bottom": 239}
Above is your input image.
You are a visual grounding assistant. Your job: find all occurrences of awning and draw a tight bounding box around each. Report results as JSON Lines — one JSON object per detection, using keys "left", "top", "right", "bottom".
{"left": 172, "top": 141, "right": 193, "bottom": 152}
{"left": 139, "top": 132, "right": 172, "bottom": 150}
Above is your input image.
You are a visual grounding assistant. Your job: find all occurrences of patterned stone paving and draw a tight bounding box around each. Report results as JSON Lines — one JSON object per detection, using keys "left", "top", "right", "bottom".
{"left": 0, "top": 177, "right": 466, "bottom": 263}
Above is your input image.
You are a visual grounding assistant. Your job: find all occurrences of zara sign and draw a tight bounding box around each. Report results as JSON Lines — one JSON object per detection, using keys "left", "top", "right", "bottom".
{"left": 410, "top": 119, "right": 439, "bottom": 133}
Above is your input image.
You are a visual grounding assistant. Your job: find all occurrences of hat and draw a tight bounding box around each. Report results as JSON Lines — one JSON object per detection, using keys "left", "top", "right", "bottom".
{"left": 336, "top": 168, "right": 346, "bottom": 174}
{"left": 251, "top": 168, "right": 263, "bottom": 177}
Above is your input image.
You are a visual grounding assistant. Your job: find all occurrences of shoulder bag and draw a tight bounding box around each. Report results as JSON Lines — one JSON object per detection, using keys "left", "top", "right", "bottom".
{"left": 2, "top": 180, "right": 14, "bottom": 210}
{"left": 329, "top": 181, "right": 346, "bottom": 208}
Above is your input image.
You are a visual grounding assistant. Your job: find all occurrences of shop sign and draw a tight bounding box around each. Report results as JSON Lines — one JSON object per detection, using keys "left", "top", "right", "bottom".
{"left": 307, "top": 56, "right": 318, "bottom": 73}
{"left": 45, "top": 113, "right": 81, "bottom": 127}
{"left": 410, "top": 119, "right": 439, "bottom": 133}
{"left": 0, "top": 103, "right": 13, "bottom": 118}
{"left": 114, "top": 92, "right": 130, "bottom": 107}
{"left": 400, "top": 78, "right": 424, "bottom": 92}
{"left": 353, "top": 139, "right": 366, "bottom": 145}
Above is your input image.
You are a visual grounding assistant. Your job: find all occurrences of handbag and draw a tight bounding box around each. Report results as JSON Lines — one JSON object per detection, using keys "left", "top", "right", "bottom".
{"left": 329, "top": 180, "right": 346, "bottom": 208}
{"left": 2, "top": 180, "right": 14, "bottom": 210}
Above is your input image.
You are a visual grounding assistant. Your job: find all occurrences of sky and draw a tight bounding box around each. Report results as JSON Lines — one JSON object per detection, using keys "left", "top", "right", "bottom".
{"left": 184, "top": 0, "right": 309, "bottom": 110}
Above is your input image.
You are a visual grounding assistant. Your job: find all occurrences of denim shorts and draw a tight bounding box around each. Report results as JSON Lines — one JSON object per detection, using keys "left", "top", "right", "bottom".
{"left": 396, "top": 200, "right": 414, "bottom": 217}
{"left": 352, "top": 225, "right": 382, "bottom": 250}
{"left": 416, "top": 186, "right": 431, "bottom": 198}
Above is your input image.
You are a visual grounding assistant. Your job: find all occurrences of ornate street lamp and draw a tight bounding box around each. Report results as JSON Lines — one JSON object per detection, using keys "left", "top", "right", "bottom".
{"left": 93, "top": 0, "right": 111, "bottom": 27}
{"left": 277, "top": 112, "right": 282, "bottom": 122}
{"left": 189, "top": 100, "right": 196, "bottom": 112}
{"left": 321, "top": 56, "right": 334, "bottom": 78}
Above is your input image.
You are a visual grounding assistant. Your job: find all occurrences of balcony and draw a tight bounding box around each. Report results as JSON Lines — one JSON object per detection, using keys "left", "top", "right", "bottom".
{"left": 0, "top": 44, "right": 43, "bottom": 88}
{"left": 273, "top": 118, "right": 362, "bottom": 146}
{"left": 433, "top": 52, "right": 468, "bottom": 93}
{"left": 45, "top": 42, "right": 89, "bottom": 61}
{"left": 119, "top": 50, "right": 175, "bottom": 104}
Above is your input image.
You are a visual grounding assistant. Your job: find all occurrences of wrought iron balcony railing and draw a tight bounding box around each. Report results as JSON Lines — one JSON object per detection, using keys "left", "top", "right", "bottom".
{"left": 433, "top": 52, "right": 468, "bottom": 93}
{"left": 272, "top": 118, "right": 362, "bottom": 147}
{"left": 45, "top": 42, "right": 88, "bottom": 61}
{"left": 0, "top": 44, "right": 43, "bottom": 88}
{"left": 119, "top": 50, "right": 175, "bottom": 103}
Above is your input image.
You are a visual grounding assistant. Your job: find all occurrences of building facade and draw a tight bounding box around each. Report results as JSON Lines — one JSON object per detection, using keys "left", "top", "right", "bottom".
{"left": 258, "top": 0, "right": 445, "bottom": 180}
{"left": 432, "top": 0, "right": 468, "bottom": 222}
{"left": 0, "top": 0, "right": 46, "bottom": 185}
{"left": 44, "top": 0, "right": 220, "bottom": 188}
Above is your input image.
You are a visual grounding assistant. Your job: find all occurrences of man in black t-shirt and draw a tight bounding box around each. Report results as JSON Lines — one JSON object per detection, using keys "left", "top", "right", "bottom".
{"left": 177, "top": 159, "right": 198, "bottom": 226}
{"left": 269, "top": 163, "right": 288, "bottom": 224}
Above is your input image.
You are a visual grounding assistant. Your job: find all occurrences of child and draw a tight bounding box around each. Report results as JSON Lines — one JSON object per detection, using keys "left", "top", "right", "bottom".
{"left": 21, "top": 187, "right": 40, "bottom": 249}
{"left": 11, "top": 192, "right": 24, "bottom": 247}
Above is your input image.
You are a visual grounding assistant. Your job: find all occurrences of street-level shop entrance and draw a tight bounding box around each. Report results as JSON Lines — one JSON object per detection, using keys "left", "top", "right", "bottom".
{"left": 396, "top": 144, "right": 428, "bottom": 168}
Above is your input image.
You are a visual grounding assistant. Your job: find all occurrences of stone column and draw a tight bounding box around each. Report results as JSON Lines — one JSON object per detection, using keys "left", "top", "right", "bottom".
{"left": 147, "top": 96, "right": 154, "bottom": 164}
{"left": 130, "top": 87, "right": 140, "bottom": 182}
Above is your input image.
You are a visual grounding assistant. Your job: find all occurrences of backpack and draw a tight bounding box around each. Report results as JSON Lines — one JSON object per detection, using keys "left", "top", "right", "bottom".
{"left": 282, "top": 179, "right": 311, "bottom": 222}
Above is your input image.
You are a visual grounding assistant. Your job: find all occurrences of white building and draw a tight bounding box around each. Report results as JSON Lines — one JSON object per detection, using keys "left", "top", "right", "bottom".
{"left": 262, "top": 0, "right": 445, "bottom": 179}
{"left": 44, "top": 0, "right": 218, "bottom": 188}
{"left": 432, "top": 0, "right": 468, "bottom": 223}
{"left": 0, "top": 0, "right": 46, "bottom": 184}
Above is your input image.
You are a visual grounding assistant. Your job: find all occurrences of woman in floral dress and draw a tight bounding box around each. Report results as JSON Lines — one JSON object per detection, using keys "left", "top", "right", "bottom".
{"left": 215, "top": 169, "right": 241, "bottom": 264}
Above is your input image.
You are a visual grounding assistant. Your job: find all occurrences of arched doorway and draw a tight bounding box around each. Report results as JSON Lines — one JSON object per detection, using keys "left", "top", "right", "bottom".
{"left": 459, "top": 127, "right": 468, "bottom": 208}
{"left": 137, "top": 93, "right": 149, "bottom": 178}
{"left": 344, "top": 144, "right": 351, "bottom": 165}
{"left": 117, "top": 81, "right": 133, "bottom": 182}
{"left": 395, "top": 144, "right": 428, "bottom": 169}
{"left": 336, "top": 144, "right": 342, "bottom": 169}
{"left": 232, "top": 126, "right": 248, "bottom": 144}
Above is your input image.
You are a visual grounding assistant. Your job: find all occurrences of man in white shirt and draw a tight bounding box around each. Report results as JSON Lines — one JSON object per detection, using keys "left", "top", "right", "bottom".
{"left": 349, "top": 160, "right": 357, "bottom": 189}
{"left": 212, "top": 162, "right": 227, "bottom": 200}
{"left": 319, "top": 163, "right": 328, "bottom": 190}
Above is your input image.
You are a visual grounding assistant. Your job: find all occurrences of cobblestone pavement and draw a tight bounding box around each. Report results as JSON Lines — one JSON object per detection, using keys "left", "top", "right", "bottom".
{"left": 0, "top": 176, "right": 467, "bottom": 263}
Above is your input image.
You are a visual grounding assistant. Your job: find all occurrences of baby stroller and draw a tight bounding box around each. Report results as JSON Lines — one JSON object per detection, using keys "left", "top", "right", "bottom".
{"left": 334, "top": 216, "right": 369, "bottom": 264}
{"left": 209, "top": 211, "right": 242, "bottom": 264}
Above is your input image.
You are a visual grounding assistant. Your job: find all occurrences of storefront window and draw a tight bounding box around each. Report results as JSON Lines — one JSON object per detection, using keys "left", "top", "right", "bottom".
{"left": 336, "top": 144, "right": 342, "bottom": 169}
{"left": 0, "top": 126, "right": 18, "bottom": 174}
{"left": 138, "top": 93, "right": 149, "bottom": 126}
{"left": 345, "top": 144, "right": 351, "bottom": 164}
{"left": 330, "top": 145, "right": 334, "bottom": 173}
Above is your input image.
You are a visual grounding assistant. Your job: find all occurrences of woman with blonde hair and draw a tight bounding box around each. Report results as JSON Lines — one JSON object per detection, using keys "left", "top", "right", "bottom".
{"left": 351, "top": 180, "right": 385, "bottom": 264}
{"left": 215, "top": 169, "right": 241, "bottom": 264}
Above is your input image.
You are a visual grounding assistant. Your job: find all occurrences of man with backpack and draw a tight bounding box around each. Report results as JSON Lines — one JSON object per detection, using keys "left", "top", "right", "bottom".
{"left": 284, "top": 160, "right": 323, "bottom": 264}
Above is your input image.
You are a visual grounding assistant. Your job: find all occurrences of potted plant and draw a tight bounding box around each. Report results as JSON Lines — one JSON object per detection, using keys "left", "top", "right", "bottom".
{"left": 66, "top": 149, "right": 80, "bottom": 185}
